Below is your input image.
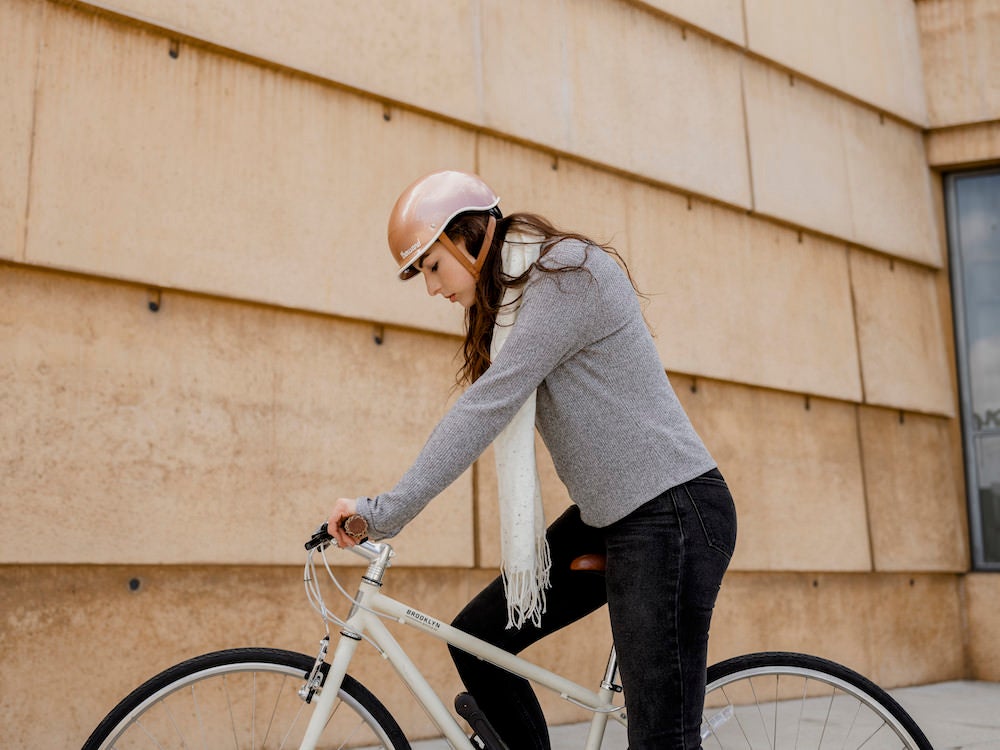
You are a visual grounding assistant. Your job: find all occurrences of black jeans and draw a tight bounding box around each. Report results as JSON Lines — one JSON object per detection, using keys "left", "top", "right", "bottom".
{"left": 449, "top": 468, "right": 737, "bottom": 749}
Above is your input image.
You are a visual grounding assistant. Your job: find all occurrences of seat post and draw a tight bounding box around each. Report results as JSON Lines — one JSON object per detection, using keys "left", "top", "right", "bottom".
{"left": 600, "top": 645, "right": 622, "bottom": 693}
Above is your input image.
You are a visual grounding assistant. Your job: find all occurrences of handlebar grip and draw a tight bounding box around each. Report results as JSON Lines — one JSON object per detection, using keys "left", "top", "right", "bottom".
{"left": 304, "top": 515, "right": 369, "bottom": 551}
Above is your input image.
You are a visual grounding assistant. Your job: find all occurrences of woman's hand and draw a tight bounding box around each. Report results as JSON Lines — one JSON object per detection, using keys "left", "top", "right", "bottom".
{"left": 327, "top": 497, "right": 360, "bottom": 547}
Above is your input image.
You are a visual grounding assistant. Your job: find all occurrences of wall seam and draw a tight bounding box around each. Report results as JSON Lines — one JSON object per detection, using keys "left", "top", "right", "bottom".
{"left": 738, "top": 52, "right": 756, "bottom": 212}
{"left": 20, "top": 0, "right": 47, "bottom": 264}
{"left": 846, "top": 245, "right": 868, "bottom": 407}
{"left": 854, "top": 402, "right": 877, "bottom": 574}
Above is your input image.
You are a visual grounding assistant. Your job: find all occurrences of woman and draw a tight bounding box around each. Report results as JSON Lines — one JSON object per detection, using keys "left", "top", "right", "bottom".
{"left": 327, "top": 170, "right": 737, "bottom": 749}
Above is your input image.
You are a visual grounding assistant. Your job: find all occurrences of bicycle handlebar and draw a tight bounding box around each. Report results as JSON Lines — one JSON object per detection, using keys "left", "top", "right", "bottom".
{"left": 305, "top": 522, "right": 385, "bottom": 563}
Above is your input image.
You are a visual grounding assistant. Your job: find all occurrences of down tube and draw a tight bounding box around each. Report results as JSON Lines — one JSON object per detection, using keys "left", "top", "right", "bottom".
{"left": 364, "top": 614, "right": 474, "bottom": 748}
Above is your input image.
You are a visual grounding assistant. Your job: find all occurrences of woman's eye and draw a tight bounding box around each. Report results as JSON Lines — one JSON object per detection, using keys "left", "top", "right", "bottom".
{"left": 430, "top": 263, "right": 439, "bottom": 273}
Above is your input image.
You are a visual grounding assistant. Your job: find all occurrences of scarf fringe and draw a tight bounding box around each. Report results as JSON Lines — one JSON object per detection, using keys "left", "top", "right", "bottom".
{"left": 502, "top": 537, "right": 553, "bottom": 629}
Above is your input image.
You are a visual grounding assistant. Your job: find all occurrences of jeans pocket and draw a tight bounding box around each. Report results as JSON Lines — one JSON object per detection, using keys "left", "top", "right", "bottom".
{"left": 683, "top": 476, "right": 737, "bottom": 560}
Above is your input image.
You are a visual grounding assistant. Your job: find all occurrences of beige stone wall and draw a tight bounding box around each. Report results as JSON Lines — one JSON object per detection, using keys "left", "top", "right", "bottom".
{"left": 916, "top": 0, "right": 1000, "bottom": 682}
{"left": 2, "top": 0, "right": 996, "bottom": 745}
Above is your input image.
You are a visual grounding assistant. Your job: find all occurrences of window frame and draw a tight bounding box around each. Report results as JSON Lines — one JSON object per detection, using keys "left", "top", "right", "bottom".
{"left": 945, "top": 166, "right": 1000, "bottom": 571}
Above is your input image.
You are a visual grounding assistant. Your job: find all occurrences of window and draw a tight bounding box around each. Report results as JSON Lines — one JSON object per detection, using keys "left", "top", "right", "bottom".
{"left": 947, "top": 168, "right": 1000, "bottom": 569}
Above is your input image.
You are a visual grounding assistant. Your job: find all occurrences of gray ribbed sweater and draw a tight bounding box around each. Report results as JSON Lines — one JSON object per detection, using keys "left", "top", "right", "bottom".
{"left": 357, "top": 240, "right": 716, "bottom": 538}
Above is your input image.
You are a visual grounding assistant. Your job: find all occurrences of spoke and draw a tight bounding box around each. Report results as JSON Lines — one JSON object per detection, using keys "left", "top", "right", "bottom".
{"left": 818, "top": 685, "right": 837, "bottom": 748}
{"left": 795, "top": 678, "right": 807, "bottom": 749}
{"left": 134, "top": 718, "right": 168, "bottom": 750}
{"left": 325, "top": 697, "right": 350, "bottom": 750}
{"left": 164, "top": 700, "right": 190, "bottom": 749}
{"left": 261, "top": 674, "right": 289, "bottom": 747}
{"left": 772, "top": 675, "right": 778, "bottom": 750}
{"left": 840, "top": 698, "right": 863, "bottom": 750}
{"left": 251, "top": 673, "right": 256, "bottom": 750}
{"left": 749, "top": 678, "right": 775, "bottom": 748}
{"left": 855, "top": 720, "right": 891, "bottom": 749}
{"left": 702, "top": 704, "right": 735, "bottom": 748}
{"left": 192, "top": 684, "right": 207, "bottom": 750}
{"left": 223, "top": 674, "right": 239, "bottom": 750}
{"left": 719, "top": 685, "right": 754, "bottom": 749}
{"left": 276, "top": 693, "right": 309, "bottom": 750}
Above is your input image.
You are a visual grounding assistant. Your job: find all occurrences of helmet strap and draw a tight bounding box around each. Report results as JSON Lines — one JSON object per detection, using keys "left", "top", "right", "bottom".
{"left": 474, "top": 215, "right": 498, "bottom": 277}
{"left": 437, "top": 215, "right": 497, "bottom": 281}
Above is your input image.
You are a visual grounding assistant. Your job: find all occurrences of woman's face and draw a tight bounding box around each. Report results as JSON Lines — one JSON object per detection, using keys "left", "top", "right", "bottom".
{"left": 418, "top": 239, "right": 477, "bottom": 308}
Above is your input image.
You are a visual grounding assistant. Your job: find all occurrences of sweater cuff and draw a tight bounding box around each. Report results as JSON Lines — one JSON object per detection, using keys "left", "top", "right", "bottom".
{"left": 355, "top": 496, "right": 393, "bottom": 541}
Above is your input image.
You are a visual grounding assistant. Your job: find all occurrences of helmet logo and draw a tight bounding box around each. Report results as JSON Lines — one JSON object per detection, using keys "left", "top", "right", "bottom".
{"left": 400, "top": 239, "right": 422, "bottom": 259}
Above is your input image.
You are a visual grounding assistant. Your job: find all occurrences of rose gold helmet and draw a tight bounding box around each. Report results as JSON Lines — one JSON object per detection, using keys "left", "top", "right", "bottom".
{"left": 387, "top": 170, "right": 500, "bottom": 280}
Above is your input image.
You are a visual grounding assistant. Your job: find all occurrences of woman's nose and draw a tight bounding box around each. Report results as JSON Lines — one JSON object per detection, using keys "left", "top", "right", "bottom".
{"left": 423, "top": 274, "right": 440, "bottom": 297}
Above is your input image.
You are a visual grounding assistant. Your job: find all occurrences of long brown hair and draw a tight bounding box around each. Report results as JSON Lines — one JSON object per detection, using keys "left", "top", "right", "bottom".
{"left": 445, "top": 211, "right": 642, "bottom": 385}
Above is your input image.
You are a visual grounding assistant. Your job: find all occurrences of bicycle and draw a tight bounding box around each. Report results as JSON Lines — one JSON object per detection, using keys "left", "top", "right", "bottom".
{"left": 83, "top": 522, "right": 933, "bottom": 749}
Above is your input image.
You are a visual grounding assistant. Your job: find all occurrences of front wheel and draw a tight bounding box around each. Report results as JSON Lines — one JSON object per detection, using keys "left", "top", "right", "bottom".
{"left": 82, "top": 647, "right": 410, "bottom": 750}
{"left": 701, "top": 652, "right": 932, "bottom": 749}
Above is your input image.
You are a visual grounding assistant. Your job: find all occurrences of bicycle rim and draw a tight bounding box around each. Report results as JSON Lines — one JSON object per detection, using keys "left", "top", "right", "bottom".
{"left": 83, "top": 647, "right": 410, "bottom": 750}
{"left": 701, "top": 652, "right": 932, "bottom": 749}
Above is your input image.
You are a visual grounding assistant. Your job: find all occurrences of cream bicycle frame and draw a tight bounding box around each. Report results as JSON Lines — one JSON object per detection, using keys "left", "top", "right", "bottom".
{"left": 299, "top": 540, "right": 626, "bottom": 750}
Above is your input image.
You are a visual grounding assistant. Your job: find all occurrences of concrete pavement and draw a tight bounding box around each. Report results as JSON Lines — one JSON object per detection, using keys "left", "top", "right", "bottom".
{"left": 410, "top": 680, "right": 1000, "bottom": 749}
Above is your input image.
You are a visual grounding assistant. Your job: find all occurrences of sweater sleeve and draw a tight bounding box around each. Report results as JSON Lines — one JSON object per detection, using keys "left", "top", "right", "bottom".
{"left": 356, "top": 253, "right": 601, "bottom": 539}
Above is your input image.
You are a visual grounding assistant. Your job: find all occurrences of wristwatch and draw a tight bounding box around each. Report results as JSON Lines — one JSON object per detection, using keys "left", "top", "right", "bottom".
{"left": 343, "top": 514, "right": 368, "bottom": 542}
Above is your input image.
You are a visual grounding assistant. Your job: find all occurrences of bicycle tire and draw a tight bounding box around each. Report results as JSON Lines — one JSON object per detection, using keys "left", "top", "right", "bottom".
{"left": 82, "top": 647, "right": 411, "bottom": 750}
{"left": 701, "top": 651, "right": 932, "bottom": 749}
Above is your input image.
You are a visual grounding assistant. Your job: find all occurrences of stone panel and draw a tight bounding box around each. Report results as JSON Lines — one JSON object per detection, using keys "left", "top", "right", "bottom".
{"left": 918, "top": 0, "right": 1000, "bottom": 127}
{"left": 567, "top": 0, "right": 752, "bottom": 207}
{"left": 0, "top": 266, "right": 473, "bottom": 566}
{"left": 27, "top": 3, "right": 473, "bottom": 337}
{"left": 76, "top": 0, "right": 482, "bottom": 123}
{"left": 745, "top": 0, "right": 928, "bottom": 125}
{"left": 859, "top": 407, "right": 968, "bottom": 572}
{"left": 672, "top": 376, "right": 872, "bottom": 572}
{"left": 743, "top": 58, "right": 855, "bottom": 239}
{"left": 636, "top": 0, "right": 746, "bottom": 45}
{"left": 479, "top": 0, "right": 573, "bottom": 150}
{"left": 745, "top": 58, "right": 939, "bottom": 264}
{"left": 839, "top": 103, "right": 941, "bottom": 267}
{"left": 0, "top": 0, "right": 42, "bottom": 262}
{"left": 926, "top": 121, "right": 1000, "bottom": 168}
{"left": 965, "top": 573, "right": 1000, "bottom": 680}
{"left": 849, "top": 250, "right": 955, "bottom": 417}
{"left": 858, "top": 407, "right": 969, "bottom": 572}
{"left": 712, "top": 572, "right": 966, "bottom": 688}
{"left": 626, "top": 183, "right": 862, "bottom": 401}
{"left": 477, "top": 136, "right": 632, "bottom": 251}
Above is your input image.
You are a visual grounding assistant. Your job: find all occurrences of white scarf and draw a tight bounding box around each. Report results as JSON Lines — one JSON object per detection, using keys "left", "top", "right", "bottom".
{"left": 491, "top": 231, "right": 551, "bottom": 629}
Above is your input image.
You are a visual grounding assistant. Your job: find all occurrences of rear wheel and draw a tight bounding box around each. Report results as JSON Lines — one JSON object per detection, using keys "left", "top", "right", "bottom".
{"left": 701, "top": 652, "right": 932, "bottom": 749}
{"left": 82, "top": 647, "right": 410, "bottom": 750}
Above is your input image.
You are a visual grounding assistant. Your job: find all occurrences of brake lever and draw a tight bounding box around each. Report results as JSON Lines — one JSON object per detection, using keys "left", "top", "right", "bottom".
{"left": 305, "top": 522, "right": 334, "bottom": 551}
